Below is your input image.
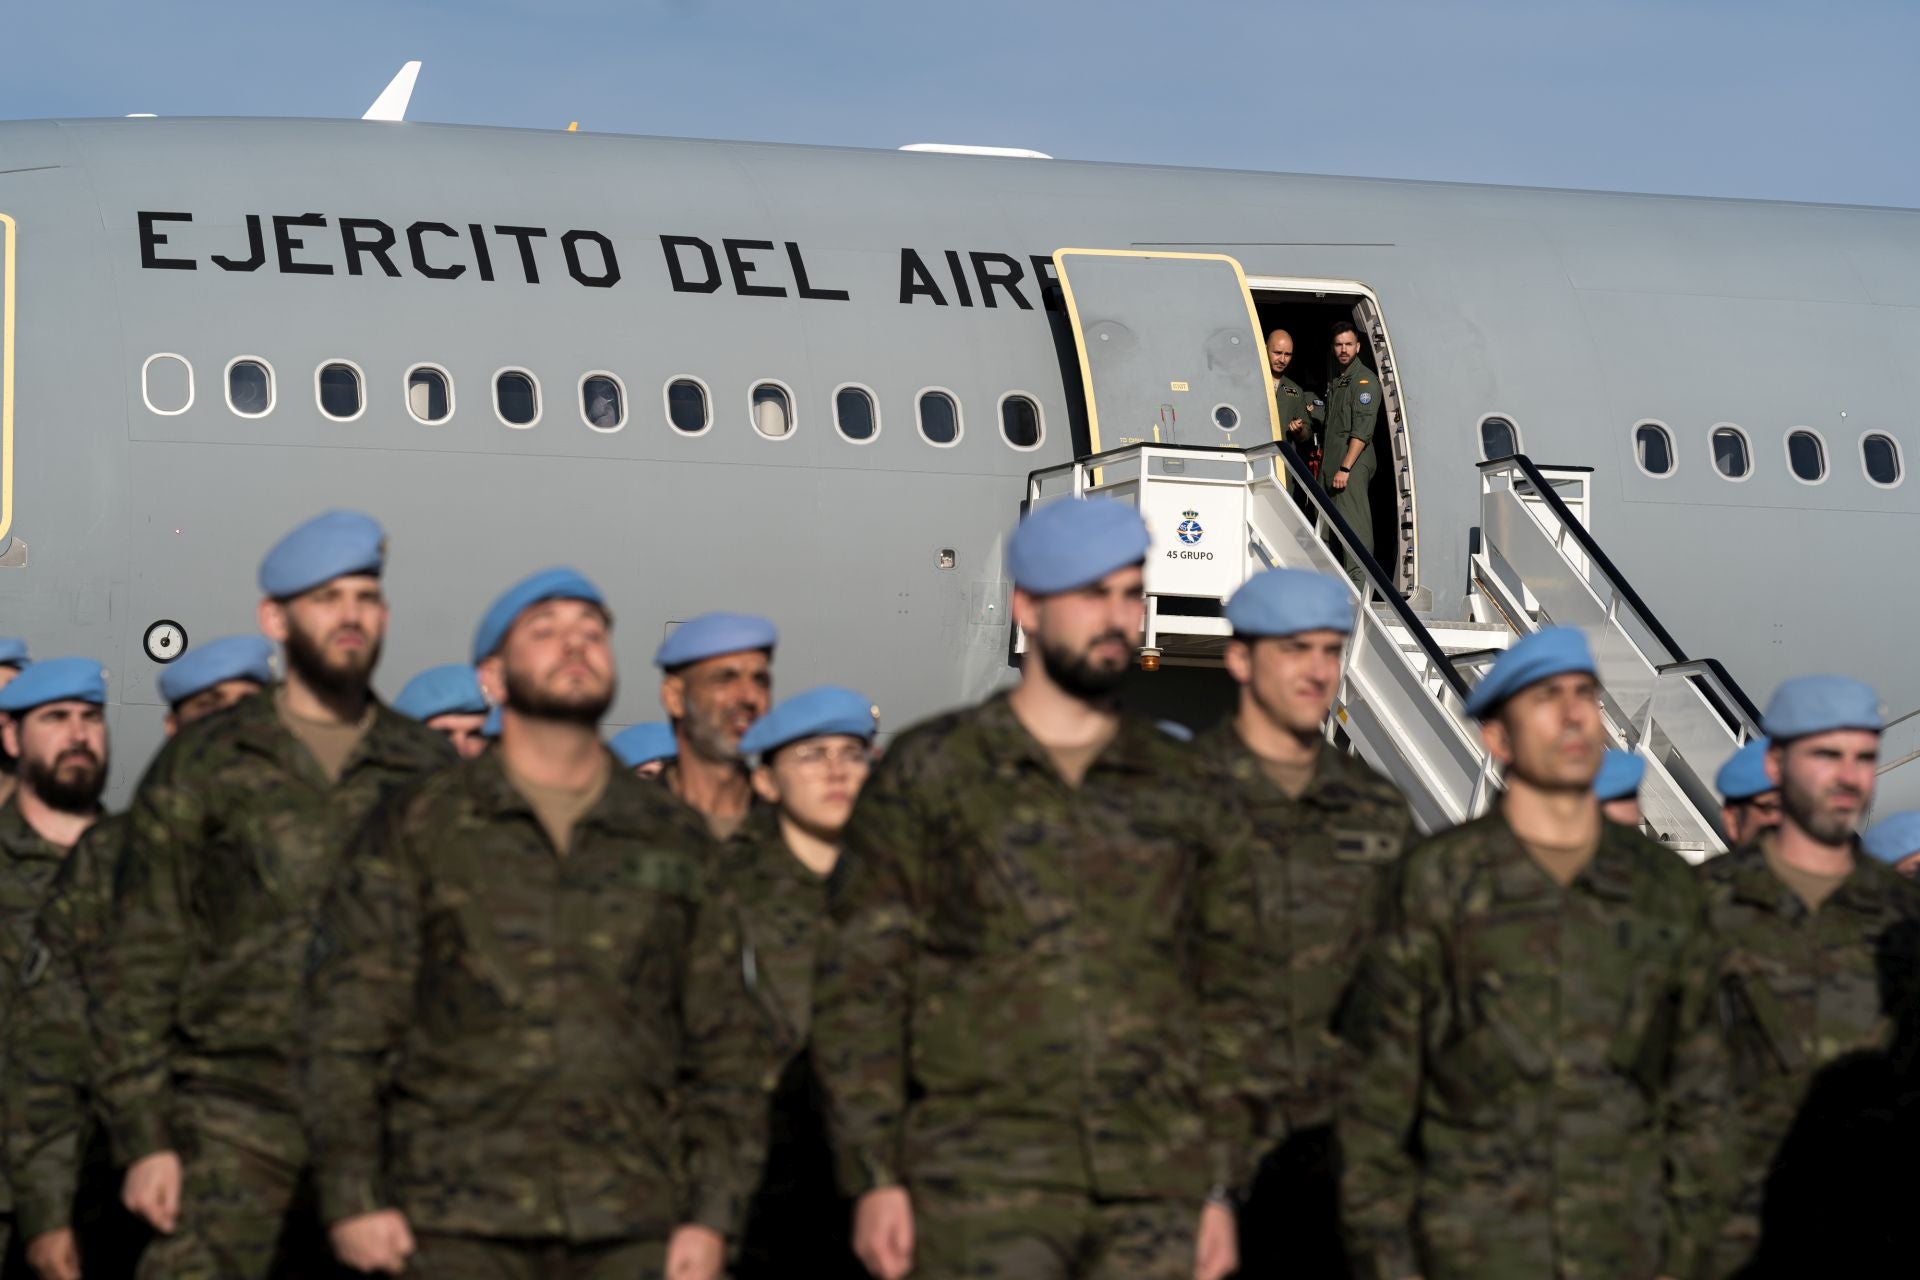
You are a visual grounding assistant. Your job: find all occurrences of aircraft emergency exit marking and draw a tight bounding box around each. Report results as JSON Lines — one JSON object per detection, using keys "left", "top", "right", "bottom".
{"left": 135, "top": 212, "right": 1063, "bottom": 310}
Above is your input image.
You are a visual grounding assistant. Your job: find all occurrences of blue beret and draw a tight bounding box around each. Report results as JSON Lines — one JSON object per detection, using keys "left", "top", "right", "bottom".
{"left": 1761, "top": 675, "right": 1883, "bottom": 741}
{"left": 1006, "top": 498, "right": 1150, "bottom": 595}
{"left": 1716, "top": 738, "right": 1775, "bottom": 802}
{"left": 157, "top": 635, "right": 273, "bottom": 706}
{"left": 0, "top": 657, "right": 106, "bottom": 714}
{"left": 1863, "top": 811, "right": 1920, "bottom": 865}
{"left": 610, "top": 721, "right": 678, "bottom": 768}
{"left": 393, "top": 664, "right": 489, "bottom": 722}
{"left": 472, "top": 567, "right": 607, "bottom": 663}
{"left": 481, "top": 704, "right": 503, "bottom": 739}
{"left": 0, "top": 638, "right": 27, "bottom": 668}
{"left": 258, "top": 510, "right": 385, "bottom": 600}
{"left": 1226, "top": 568, "right": 1355, "bottom": 638}
{"left": 1594, "top": 749, "right": 1646, "bottom": 802}
{"left": 1464, "top": 627, "right": 1597, "bottom": 719}
{"left": 739, "top": 685, "right": 877, "bottom": 759}
{"left": 655, "top": 612, "right": 778, "bottom": 669}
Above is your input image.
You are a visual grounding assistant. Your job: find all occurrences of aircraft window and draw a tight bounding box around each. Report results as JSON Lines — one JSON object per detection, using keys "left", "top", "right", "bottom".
{"left": 917, "top": 389, "right": 962, "bottom": 447}
{"left": 317, "top": 362, "right": 364, "bottom": 422}
{"left": 751, "top": 382, "right": 795, "bottom": 440}
{"left": 226, "top": 358, "right": 274, "bottom": 418}
{"left": 1711, "top": 425, "right": 1751, "bottom": 480}
{"left": 1634, "top": 421, "right": 1674, "bottom": 477}
{"left": 1863, "top": 433, "right": 1902, "bottom": 487}
{"left": 1000, "top": 393, "right": 1043, "bottom": 450}
{"left": 1478, "top": 415, "right": 1518, "bottom": 460}
{"left": 581, "top": 374, "right": 625, "bottom": 432}
{"left": 833, "top": 385, "right": 879, "bottom": 442}
{"left": 1786, "top": 429, "right": 1827, "bottom": 483}
{"left": 666, "top": 378, "right": 711, "bottom": 434}
{"left": 494, "top": 369, "right": 540, "bottom": 428}
{"left": 141, "top": 354, "right": 193, "bottom": 416}
{"left": 406, "top": 365, "right": 453, "bottom": 425}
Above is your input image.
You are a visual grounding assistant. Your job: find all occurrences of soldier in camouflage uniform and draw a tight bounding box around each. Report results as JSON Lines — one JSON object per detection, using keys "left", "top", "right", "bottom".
{"left": 654, "top": 612, "right": 778, "bottom": 840}
{"left": 1188, "top": 569, "right": 1414, "bottom": 1278}
{"left": 90, "top": 513, "right": 453, "bottom": 1278}
{"left": 1698, "top": 676, "right": 1920, "bottom": 1277}
{"left": 1338, "top": 628, "right": 1727, "bottom": 1280}
{"left": 0, "top": 658, "right": 114, "bottom": 1280}
{"left": 8, "top": 639, "right": 272, "bottom": 1280}
{"left": 305, "top": 568, "right": 767, "bottom": 1280}
{"left": 811, "top": 498, "right": 1260, "bottom": 1280}
{"left": 728, "top": 686, "right": 879, "bottom": 1280}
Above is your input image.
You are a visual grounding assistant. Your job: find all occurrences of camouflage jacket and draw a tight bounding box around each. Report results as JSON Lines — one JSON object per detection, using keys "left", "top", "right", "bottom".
{"left": 1337, "top": 810, "right": 1727, "bottom": 1280}
{"left": 1188, "top": 726, "right": 1414, "bottom": 1150}
{"left": 810, "top": 693, "right": 1259, "bottom": 1202}
{"left": 728, "top": 805, "right": 830, "bottom": 1058}
{"left": 1696, "top": 838, "right": 1920, "bottom": 1277}
{"left": 0, "top": 799, "right": 75, "bottom": 1219}
{"left": 90, "top": 688, "right": 453, "bottom": 1165}
{"left": 303, "top": 749, "right": 770, "bottom": 1243}
{"left": 5, "top": 812, "right": 122, "bottom": 1238}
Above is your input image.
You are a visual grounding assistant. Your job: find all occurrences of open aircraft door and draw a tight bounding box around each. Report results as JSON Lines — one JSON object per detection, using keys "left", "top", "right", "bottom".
{"left": 1053, "top": 249, "right": 1279, "bottom": 455}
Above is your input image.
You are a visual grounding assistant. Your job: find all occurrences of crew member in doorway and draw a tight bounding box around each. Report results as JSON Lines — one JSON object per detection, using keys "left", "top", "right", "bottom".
{"left": 1266, "top": 330, "right": 1323, "bottom": 475}
{"left": 1596, "top": 749, "right": 1647, "bottom": 827}
{"left": 1322, "top": 322, "right": 1382, "bottom": 576}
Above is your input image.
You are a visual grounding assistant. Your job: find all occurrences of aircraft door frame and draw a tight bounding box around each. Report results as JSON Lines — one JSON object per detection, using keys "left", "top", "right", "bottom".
{"left": 1052, "top": 248, "right": 1282, "bottom": 456}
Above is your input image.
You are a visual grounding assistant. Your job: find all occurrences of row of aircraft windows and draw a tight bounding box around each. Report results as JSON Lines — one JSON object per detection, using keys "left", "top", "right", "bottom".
{"left": 1480, "top": 415, "right": 1905, "bottom": 489}
{"left": 138, "top": 354, "right": 1049, "bottom": 451}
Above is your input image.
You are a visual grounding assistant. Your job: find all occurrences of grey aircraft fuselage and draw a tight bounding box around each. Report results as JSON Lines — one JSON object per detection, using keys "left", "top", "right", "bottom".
{"left": 0, "top": 117, "right": 1909, "bottom": 801}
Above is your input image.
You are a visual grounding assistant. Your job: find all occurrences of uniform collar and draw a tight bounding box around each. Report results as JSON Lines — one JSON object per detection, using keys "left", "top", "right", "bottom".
{"left": 1734, "top": 831, "right": 1898, "bottom": 918}
{"left": 974, "top": 689, "right": 1165, "bottom": 781}
{"left": 1476, "top": 804, "right": 1641, "bottom": 902}
{"left": 0, "top": 795, "right": 78, "bottom": 862}
{"left": 1198, "top": 721, "right": 1359, "bottom": 811}
{"left": 225, "top": 681, "right": 436, "bottom": 781}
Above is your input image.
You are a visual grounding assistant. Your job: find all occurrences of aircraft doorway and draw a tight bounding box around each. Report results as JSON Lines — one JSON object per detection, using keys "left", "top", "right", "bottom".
{"left": 1249, "top": 281, "right": 1418, "bottom": 595}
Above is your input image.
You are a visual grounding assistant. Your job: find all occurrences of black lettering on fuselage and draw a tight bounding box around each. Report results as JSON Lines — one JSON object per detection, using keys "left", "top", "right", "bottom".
{"left": 137, "top": 212, "right": 196, "bottom": 270}
{"left": 662, "top": 235, "right": 722, "bottom": 293}
{"left": 273, "top": 214, "right": 333, "bottom": 275}
{"left": 561, "top": 230, "right": 620, "bottom": 288}
{"left": 211, "top": 215, "right": 265, "bottom": 272}
{"left": 468, "top": 223, "right": 496, "bottom": 282}
{"left": 724, "top": 239, "right": 787, "bottom": 298}
{"left": 1028, "top": 255, "right": 1064, "bottom": 311}
{"left": 409, "top": 222, "right": 466, "bottom": 279}
{"left": 339, "top": 218, "right": 401, "bottom": 278}
{"left": 970, "top": 252, "right": 1031, "bottom": 310}
{"left": 787, "top": 242, "right": 849, "bottom": 301}
{"left": 493, "top": 226, "right": 548, "bottom": 284}
{"left": 899, "top": 248, "right": 947, "bottom": 305}
{"left": 942, "top": 250, "right": 974, "bottom": 306}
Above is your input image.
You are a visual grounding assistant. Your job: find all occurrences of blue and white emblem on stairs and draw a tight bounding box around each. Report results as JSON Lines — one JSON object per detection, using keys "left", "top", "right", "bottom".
{"left": 1176, "top": 510, "right": 1204, "bottom": 545}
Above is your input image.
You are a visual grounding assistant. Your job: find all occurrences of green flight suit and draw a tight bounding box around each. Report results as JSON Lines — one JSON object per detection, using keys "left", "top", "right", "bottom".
{"left": 1322, "top": 361, "right": 1383, "bottom": 573}
{"left": 1187, "top": 729, "right": 1414, "bottom": 1278}
{"left": 303, "top": 749, "right": 769, "bottom": 1259}
{"left": 1338, "top": 810, "right": 1728, "bottom": 1280}
{"left": 88, "top": 688, "right": 453, "bottom": 1279}
{"left": 1273, "top": 374, "right": 1324, "bottom": 448}
{"left": 810, "top": 694, "right": 1262, "bottom": 1280}
{"left": 1697, "top": 838, "right": 1920, "bottom": 1277}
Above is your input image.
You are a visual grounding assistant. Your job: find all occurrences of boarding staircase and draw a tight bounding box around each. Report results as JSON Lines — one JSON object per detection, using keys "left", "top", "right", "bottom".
{"left": 1023, "top": 443, "right": 1764, "bottom": 858}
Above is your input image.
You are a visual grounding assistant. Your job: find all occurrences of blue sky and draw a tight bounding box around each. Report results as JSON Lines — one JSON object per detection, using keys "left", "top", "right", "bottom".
{"left": 7, "top": 0, "right": 1917, "bottom": 207}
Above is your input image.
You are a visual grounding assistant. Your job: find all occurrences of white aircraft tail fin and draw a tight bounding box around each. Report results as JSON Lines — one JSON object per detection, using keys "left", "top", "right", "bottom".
{"left": 362, "top": 61, "right": 422, "bottom": 122}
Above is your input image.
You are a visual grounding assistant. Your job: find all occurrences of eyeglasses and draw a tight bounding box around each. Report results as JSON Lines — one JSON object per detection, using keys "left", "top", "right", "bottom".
{"left": 782, "top": 743, "right": 872, "bottom": 770}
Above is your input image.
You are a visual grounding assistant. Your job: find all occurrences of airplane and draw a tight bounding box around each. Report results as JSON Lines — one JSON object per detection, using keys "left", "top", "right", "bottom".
{"left": 1, "top": 70, "right": 1915, "bottom": 809}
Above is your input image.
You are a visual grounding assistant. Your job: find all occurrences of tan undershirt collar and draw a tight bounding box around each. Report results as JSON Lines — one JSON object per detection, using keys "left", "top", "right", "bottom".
{"left": 503, "top": 756, "right": 610, "bottom": 856}
{"left": 1520, "top": 831, "right": 1600, "bottom": 888}
{"left": 1761, "top": 833, "right": 1853, "bottom": 914}
{"left": 276, "top": 687, "right": 373, "bottom": 784}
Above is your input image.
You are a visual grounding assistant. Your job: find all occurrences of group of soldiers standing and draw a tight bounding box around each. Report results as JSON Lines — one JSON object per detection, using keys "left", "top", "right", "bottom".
{"left": 0, "top": 491, "right": 1916, "bottom": 1280}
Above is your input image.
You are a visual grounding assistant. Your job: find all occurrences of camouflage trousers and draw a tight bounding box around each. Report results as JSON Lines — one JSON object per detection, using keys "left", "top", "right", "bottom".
{"left": 1235, "top": 1126, "right": 1351, "bottom": 1279}
{"left": 911, "top": 1183, "right": 1193, "bottom": 1280}
{"left": 135, "top": 1117, "right": 336, "bottom": 1280}
{"left": 409, "top": 1234, "right": 665, "bottom": 1280}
